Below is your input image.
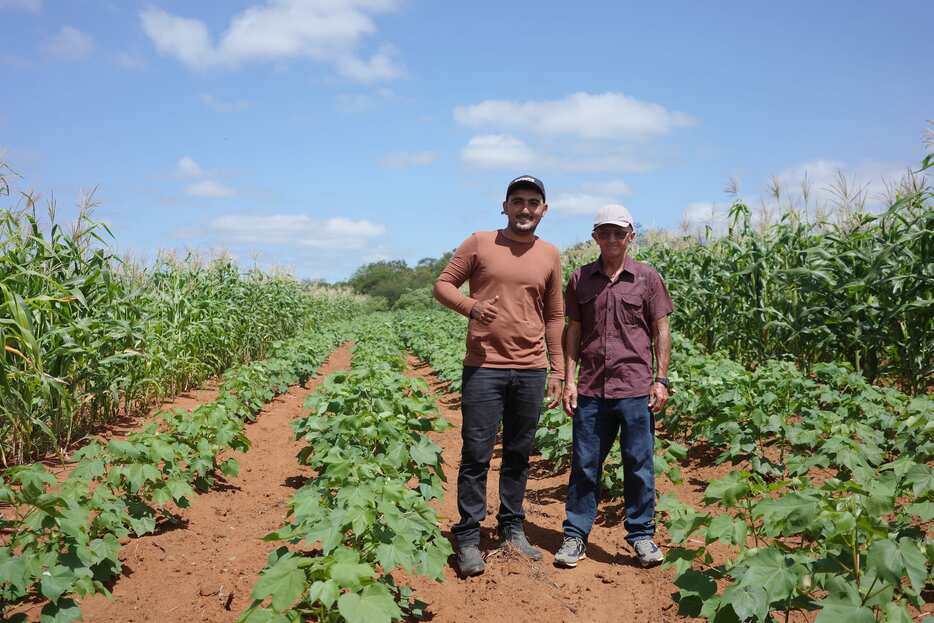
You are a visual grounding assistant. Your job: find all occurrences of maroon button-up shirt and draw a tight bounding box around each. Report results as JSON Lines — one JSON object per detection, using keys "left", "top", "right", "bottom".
{"left": 566, "top": 256, "right": 674, "bottom": 399}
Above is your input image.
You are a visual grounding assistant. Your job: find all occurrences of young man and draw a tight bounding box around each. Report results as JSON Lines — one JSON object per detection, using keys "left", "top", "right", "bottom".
{"left": 555, "top": 203, "right": 673, "bottom": 568}
{"left": 434, "top": 175, "right": 564, "bottom": 577}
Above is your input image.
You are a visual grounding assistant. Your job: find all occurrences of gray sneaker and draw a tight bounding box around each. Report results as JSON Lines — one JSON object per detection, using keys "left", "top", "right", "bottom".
{"left": 554, "top": 536, "right": 587, "bottom": 568}
{"left": 498, "top": 526, "right": 543, "bottom": 561}
{"left": 632, "top": 539, "right": 663, "bottom": 566}
{"left": 456, "top": 544, "right": 485, "bottom": 577}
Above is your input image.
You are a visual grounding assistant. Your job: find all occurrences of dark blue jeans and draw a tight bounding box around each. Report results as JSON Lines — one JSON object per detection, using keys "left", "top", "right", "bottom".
{"left": 452, "top": 366, "right": 547, "bottom": 546}
{"left": 563, "top": 395, "right": 656, "bottom": 544}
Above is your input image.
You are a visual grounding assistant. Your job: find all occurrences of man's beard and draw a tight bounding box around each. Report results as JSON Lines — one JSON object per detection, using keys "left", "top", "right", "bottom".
{"left": 509, "top": 217, "right": 538, "bottom": 235}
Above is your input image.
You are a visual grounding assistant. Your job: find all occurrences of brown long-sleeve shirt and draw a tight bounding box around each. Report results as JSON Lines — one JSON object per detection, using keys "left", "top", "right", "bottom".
{"left": 434, "top": 230, "right": 565, "bottom": 379}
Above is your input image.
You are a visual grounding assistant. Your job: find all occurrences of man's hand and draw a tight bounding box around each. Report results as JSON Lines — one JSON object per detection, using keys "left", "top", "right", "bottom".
{"left": 546, "top": 377, "right": 562, "bottom": 409}
{"left": 469, "top": 295, "right": 500, "bottom": 324}
{"left": 649, "top": 382, "right": 669, "bottom": 413}
{"left": 562, "top": 381, "right": 578, "bottom": 417}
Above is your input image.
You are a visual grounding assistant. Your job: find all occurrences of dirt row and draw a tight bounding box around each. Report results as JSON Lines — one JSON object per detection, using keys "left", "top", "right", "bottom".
{"left": 14, "top": 344, "right": 737, "bottom": 622}
{"left": 27, "top": 344, "right": 353, "bottom": 623}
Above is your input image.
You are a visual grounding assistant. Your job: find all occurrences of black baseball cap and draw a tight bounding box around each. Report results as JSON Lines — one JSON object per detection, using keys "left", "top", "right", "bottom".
{"left": 506, "top": 175, "right": 546, "bottom": 201}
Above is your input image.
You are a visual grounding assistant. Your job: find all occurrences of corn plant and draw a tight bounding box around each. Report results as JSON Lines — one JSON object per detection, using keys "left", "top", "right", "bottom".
{"left": 0, "top": 199, "right": 356, "bottom": 463}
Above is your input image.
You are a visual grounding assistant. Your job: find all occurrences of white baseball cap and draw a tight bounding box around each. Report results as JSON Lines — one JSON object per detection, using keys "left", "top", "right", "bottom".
{"left": 593, "top": 204, "right": 634, "bottom": 230}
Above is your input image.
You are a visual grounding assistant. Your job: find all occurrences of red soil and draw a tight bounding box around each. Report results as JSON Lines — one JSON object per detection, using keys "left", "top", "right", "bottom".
{"left": 12, "top": 343, "right": 354, "bottom": 623}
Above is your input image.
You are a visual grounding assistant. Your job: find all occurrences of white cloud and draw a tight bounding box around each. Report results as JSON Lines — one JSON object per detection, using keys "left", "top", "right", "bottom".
{"left": 210, "top": 214, "right": 385, "bottom": 249}
{"left": 140, "top": 0, "right": 404, "bottom": 81}
{"left": 0, "top": 0, "right": 41, "bottom": 12}
{"left": 141, "top": 9, "right": 214, "bottom": 67}
{"left": 462, "top": 134, "right": 540, "bottom": 169}
{"left": 200, "top": 93, "right": 250, "bottom": 113}
{"left": 176, "top": 156, "right": 203, "bottom": 178}
{"left": 550, "top": 180, "right": 632, "bottom": 216}
{"left": 460, "top": 134, "right": 651, "bottom": 173}
{"left": 379, "top": 150, "right": 438, "bottom": 169}
{"left": 336, "top": 45, "right": 403, "bottom": 82}
{"left": 116, "top": 51, "right": 145, "bottom": 70}
{"left": 455, "top": 92, "right": 695, "bottom": 141}
{"left": 187, "top": 180, "right": 235, "bottom": 198}
{"left": 43, "top": 26, "right": 94, "bottom": 61}
{"left": 550, "top": 193, "right": 615, "bottom": 216}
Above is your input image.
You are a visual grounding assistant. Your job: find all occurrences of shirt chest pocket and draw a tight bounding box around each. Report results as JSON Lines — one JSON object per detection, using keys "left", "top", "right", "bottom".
{"left": 616, "top": 290, "right": 645, "bottom": 326}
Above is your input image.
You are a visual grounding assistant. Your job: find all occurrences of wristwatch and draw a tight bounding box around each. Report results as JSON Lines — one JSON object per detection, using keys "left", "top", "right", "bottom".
{"left": 653, "top": 377, "right": 670, "bottom": 389}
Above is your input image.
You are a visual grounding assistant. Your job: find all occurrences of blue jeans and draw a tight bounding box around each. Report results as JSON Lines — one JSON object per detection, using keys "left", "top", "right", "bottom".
{"left": 452, "top": 366, "right": 547, "bottom": 546}
{"left": 563, "top": 395, "right": 656, "bottom": 544}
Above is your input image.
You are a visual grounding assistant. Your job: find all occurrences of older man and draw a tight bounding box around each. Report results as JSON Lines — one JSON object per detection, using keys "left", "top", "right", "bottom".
{"left": 555, "top": 204, "right": 673, "bottom": 568}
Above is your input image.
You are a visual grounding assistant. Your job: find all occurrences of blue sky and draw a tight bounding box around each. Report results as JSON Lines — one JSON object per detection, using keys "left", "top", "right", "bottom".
{"left": 1, "top": 0, "right": 931, "bottom": 281}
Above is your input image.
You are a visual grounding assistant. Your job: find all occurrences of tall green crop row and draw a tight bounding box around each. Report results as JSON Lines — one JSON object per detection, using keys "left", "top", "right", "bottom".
{"left": 562, "top": 156, "right": 933, "bottom": 392}
{"left": 0, "top": 205, "right": 342, "bottom": 464}
{"left": 0, "top": 315, "right": 352, "bottom": 622}
{"left": 241, "top": 315, "right": 452, "bottom": 623}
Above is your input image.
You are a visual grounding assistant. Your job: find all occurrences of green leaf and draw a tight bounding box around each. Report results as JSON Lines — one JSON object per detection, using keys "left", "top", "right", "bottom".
{"left": 329, "top": 561, "right": 375, "bottom": 588}
{"left": 703, "top": 472, "right": 750, "bottom": 508}
{"left": 754, "top": 492, "right": 819, "bottom": 536}
{"left": 736, "top": 548, "right": 798, "bottom": 603}
{"left": 905, "top": 501, "right": 934, "bottom": 521}
{"left": 868, "top": 539, "right": 902, "bottom": 584}
{"left": 409, "top": 437, "right": 441, "bottom": 465}
{"left": 706, "top": 513, "right": 746, "bottom": 546}
{"left": 883, "top": 601, "right": 914, "bottom": 623}
{"left": 220, "top": 458, "right": 240, "bottom": 477}
{"left": 719, "top": 584, "right": 769, "bottom": 622}
{"left": 376, "top": 541, "right": 413, "bottom": 573}
{"left": 867, "top": 538, "right": 927, "bottom": 595}
{"left": 897, "top": 537, "right": 927, "bottom": 595}
{"left": 814, "top": 598, "right": 875, "bottom": 623}
{"left": 674, "top": 569, "right": 717, "bottom": 617}
{"left": 0, "top": 552, "right": 29, "bottom": 592}
{"left": 307, "top": 579, "right": 340, "bottom": 609}
{"left": 40, "top": 565, "right": 76, "bottom": 603}
{"left": 127, "top": 514, "right": 156, "bottom": 536}
{"left": 337, "top": 584, "right": 401, "bottom": 623}
{"left": 39, "top": 598, "right": 82, "bottom": 623}
{"left": 166, "top": 478, "right": 194, "bottom": 503}
{"left": 252, "top": 554, "right": 305, "bottom": 612}
{"left": 903, "top": 463, "right": 934, "bottom": 497}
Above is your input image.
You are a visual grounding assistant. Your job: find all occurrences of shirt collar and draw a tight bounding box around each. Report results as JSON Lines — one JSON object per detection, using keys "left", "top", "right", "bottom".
{"left": 589, "top": 255, "right": 635, "bottom": 280}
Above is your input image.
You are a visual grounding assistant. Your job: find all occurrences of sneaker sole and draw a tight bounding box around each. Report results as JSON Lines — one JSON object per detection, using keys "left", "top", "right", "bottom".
{"left": 554, "top": 552, "right": 587, "bottom": 568}
{"left": 637, "top": 554, "right": 663, "bottom": 568}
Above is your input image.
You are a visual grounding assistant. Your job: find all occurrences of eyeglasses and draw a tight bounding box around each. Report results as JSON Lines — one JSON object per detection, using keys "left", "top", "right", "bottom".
{"left": 593, "top": 229, "right": 631, "bottom": 241}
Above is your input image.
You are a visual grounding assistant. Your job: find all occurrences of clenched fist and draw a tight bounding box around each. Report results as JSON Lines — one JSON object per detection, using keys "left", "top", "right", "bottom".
{"left": 470, "top": 295, "right": 500, "bottom": 325}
